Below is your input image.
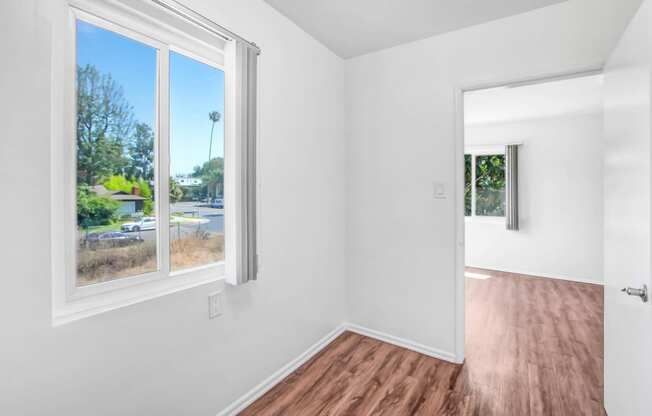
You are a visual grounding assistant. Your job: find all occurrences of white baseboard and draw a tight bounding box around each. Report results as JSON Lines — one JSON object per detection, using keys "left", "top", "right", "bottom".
{"left": 216, "top": 323, "right": 348, "bottom": 416}
{"left": 217, "top": 322, "right": 459, "bottom": 416}
{"left": 216, "top": 322, "right": 459, "bottom": 415}
{"left": 466, "top": 264, "right": 603, "bottom": 286}
{"left": 344, "top": 322, "right": 459, "bottom": 364}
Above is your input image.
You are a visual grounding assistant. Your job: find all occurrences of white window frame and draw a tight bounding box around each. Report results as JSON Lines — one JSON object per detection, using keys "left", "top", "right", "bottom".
{"left": 464, "top": 145, "right": 506, "bottom": 223}
{"left": 51, "top": 0, "right": 233, "bottom": 325}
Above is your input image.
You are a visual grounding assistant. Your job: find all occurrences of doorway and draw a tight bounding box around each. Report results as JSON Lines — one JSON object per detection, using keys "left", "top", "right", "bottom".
{"left": 454, "top": 72, "right": 605, "bottom": 414}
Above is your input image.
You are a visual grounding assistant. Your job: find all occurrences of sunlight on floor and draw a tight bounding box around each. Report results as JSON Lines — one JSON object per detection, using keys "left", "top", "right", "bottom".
{"left": 465, "top": 271, "right": 492, "bottom": 280}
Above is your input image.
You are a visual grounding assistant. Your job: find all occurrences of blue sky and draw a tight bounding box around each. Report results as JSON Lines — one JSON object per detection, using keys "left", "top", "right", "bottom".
{"left": 76, "top": 20, "right": 225, "bottom": 175}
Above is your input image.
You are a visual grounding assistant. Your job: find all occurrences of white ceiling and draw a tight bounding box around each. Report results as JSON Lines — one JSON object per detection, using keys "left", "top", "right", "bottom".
{"left": 464, "top": 74, "right": 604, "bottom": 125}
{"left": 263, "top": 0, "right": 566, "bottom": 58}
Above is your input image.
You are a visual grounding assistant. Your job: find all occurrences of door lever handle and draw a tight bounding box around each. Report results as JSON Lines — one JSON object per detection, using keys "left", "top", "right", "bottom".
{"left": 621, "top": 285, "right": 648, "bottom": 303}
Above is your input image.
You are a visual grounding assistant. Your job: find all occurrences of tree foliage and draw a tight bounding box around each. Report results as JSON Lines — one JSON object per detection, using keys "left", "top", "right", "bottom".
{"left": 464, "top": 155, "right": 472, "bottom": 216}
{"left": 76, "top": 64, "right": 134, "bottom": 185}
{"left": 76, "top": 65, "right": 155, "bottom": 185}
{"left": 76, "top": 64, "right": 161, "bottom": 224}
{"left": 126, "top": 123, "right": 154, "bottom": 180}
{"left": 75, "top": 64, "right": 220, "bottom": 226}
{"left": 464, "top": 154, "right": 506, "bottom": 217}
{"left": 192, "top": 157, "right": 224, "bottom": 198}
{"left": 169, "top": 178, "right": 184, "bottom": 203}
{"left": 474, "top": 155, "right": 505, "bottom": 216}
{"left": 77, "top": 185, "right": 120, "bottom": 226}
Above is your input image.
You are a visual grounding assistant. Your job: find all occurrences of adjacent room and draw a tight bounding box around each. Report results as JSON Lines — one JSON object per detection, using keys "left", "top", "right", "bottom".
{"left": 2, "top": 0, "right": 652, "bottom": 415}
{"left": 463, "top": 74, "right": 605, "bottom": 414}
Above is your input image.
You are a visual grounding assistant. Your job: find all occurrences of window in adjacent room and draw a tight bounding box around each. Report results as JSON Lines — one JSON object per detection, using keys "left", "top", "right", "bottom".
{"left": 464, "top": 154, "right": 472, "bottom": 216}
{"left": 464, "top": 150, "right": 506, "bottom": 218}
{"left": 475, "top": 154, "right": 505, "bottom": 216}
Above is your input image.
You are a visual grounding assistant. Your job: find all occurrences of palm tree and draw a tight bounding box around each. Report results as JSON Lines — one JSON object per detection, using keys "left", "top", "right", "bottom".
{"left": 208, "top": 111, "right": 221, "bottom": 164}
{"left": 207, "top": 111, "right": 221, "bottom": 199}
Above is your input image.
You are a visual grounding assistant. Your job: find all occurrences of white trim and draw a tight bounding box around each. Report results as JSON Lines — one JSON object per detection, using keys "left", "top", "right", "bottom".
{"left": 465, "top": 265, "right": 604, "bottom": 286}
{"left": 464, "top": 144, "right": 506, "bottom": 155}
{"left": 216, "top": 324, "right": 348, "bottom": 416}
{"left": 54, "top": 265, "right": 225, "bottom": 326}
{"left": 70, "top": 0, "right": 225, "bottom": 64}
{"left": 169, "top": 44, "right": 224, "bottom": 71}
{"left": 223, "top": 39, "right": 237, "bottom": 285}
{"left": 453, "top": 87, "right": 466, "bottom": 363}
{"left": 453, "top": 65, "right": 604, "bottom": 363}
{"left": 464, "top": 215, "right": 505, "bottom": 225}
{"left": 159, "top": 41, "right": 171, "bottom": 277}
{"left": 215, "top": 322, "right": 459, "bottom": 416}
{"left": 344, "top": 323, "right": 459, "bottom": 363}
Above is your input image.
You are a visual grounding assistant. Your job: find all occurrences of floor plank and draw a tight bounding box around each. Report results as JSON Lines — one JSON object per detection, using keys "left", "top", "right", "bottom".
{"left": 240, "top": 268, "right": 604, "bottom": 415}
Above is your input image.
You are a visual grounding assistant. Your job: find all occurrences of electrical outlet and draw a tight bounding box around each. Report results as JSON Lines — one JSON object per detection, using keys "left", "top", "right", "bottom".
{"left": 208, "top": 291, "right": 223, "bottom": 319}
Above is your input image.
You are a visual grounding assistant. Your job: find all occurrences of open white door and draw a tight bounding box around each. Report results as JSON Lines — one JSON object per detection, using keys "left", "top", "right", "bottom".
{"left": 603, "top": 1, "right": 652, "bottom": 415}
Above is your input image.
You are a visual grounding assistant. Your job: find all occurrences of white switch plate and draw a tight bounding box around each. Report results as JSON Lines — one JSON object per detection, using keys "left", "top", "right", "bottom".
{"left": 208, "top": 291, "right": 223, "bottom": 319}
{"left": 433, "top": 182, "right": 446, "bottom": 199}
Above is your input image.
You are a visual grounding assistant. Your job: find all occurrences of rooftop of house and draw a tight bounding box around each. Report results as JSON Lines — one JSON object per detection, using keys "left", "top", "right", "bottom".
{"left": 92, "top": 184, "right": 146, "bottom": 201}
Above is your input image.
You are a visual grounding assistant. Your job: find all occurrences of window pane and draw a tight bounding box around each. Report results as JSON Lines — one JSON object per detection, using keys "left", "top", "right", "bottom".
{"left": 464, "top": 154, "right": 472, "bottom": 216}
{"left": 75, "top": 20, "right": 158, "bottom": 286}
{"left": 475, "top": 154, "right": 505, "bottom": 216}
{"left": 169, "top": 51, "right": 225, "bottom": 271}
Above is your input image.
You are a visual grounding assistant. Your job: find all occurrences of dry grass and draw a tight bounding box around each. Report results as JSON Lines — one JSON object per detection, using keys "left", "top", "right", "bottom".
{"left": 77, "top": 232, "right": 225, "bottom": 286}
{"left": 77, "top": 242, "right": 157, "bottom": 285}
{"left": 171, "top": 231, "right": 224, "bottom": 271}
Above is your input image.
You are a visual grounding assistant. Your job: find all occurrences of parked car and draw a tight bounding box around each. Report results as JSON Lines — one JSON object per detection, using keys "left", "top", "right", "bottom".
{"left": 121, "top": 216, "right": 156, "bottom": 232}
{"left": 86, "top": 231, "right": 143, "bottom": 248}
{"left": 210, "top": 198, "right": 224, "bottom": 209}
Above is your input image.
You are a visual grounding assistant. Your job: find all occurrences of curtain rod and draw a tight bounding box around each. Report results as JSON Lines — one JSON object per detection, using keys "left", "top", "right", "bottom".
{"left": 150, "top": 0, "right": 261, "bottom": 54}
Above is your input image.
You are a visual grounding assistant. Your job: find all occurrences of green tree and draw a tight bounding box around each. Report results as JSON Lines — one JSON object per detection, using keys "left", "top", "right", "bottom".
{"left": 192, "top": 157, "right": 223, "bottom": 198}
{"left": 464, "top": 154, "right": 472, "bottom": 216}
{"left": 475, "top": 155, "right": 505, "bottom": 216}
{"left": 77, "top": 185, "right": 120, "bottom": 227}
{"left": 169, "top": 178, "right": 184, "bottom": 203}
{"left": 104, "top": 175, "right": 136, "bottom": 194}
{"left": 76, "top": 64, "right": 134, "bottom": 185}
{"left": 208, "top": 111, "right": 221, "bottom": 163}
{"left": 126, "top": 123, "right": 154, "bottom": 180}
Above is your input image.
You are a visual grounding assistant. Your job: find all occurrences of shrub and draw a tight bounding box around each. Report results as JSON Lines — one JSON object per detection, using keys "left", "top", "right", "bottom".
{"left": 77, "top": 185, "right": 120, "bottom": 227}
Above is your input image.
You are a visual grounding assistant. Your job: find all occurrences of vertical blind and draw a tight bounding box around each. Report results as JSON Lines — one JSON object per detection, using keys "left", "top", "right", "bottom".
{"left": 505, "top": 144, "right": 519, "bottom": 231}
{"left": 224, "top": 39, "right": 259, "bottom": 285}
{"left": 235, "top": 40, "right": 259, "bottom": 284}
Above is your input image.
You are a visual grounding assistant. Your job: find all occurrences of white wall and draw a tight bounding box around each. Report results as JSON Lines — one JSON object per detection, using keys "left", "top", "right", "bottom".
{"left": 465, "top": 113, "right": 604, "bottom": 283}
{"left": 602, "top": 0, "right": 652, "bottom": 413}
{"left": 0, "top": 0, "right": 346, "bottom": 415}
{"left": 345, "top": 0, "right": 640, "bottom": 358}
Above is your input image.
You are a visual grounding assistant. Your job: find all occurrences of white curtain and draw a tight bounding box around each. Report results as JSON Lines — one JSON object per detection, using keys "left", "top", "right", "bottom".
{"left": 226, "top": 40, "right": 259, "bottom": 284}
{"left": 506, "top": 144, "right": 519, "bottom": 231}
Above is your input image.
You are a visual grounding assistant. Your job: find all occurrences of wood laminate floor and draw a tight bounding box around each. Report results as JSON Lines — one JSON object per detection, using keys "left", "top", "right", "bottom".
{"left": 240, "top": 268, "right": 604, "bottom": 415}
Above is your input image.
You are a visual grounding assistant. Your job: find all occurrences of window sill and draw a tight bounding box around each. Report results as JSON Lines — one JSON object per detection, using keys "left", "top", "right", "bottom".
{"left": 465, "top": 216, "right": 506, "bottom": 225}
{"left": 52, "top": 263, "right": 225, "bottom": 326}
